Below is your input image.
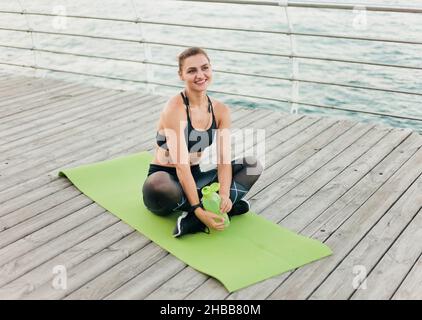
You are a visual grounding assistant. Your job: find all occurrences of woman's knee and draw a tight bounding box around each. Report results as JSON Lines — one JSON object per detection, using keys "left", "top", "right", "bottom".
{"left": 231, "top": 155, "right": 264, "bottom": 191}
{"left": 242, "top": 155, "right": 264, "bottom": 176}
{"left": 142, "top": 172, "right": 180, "bottom": 216}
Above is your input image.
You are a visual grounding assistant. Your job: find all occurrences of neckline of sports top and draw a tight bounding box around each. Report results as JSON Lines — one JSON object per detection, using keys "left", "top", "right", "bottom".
{"left": 180, "top": 91, "right": 215, "bottom": 132}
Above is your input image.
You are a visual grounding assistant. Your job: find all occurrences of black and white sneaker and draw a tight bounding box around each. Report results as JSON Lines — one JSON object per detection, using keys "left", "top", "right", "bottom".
{"left": 173, "top": 211, "right": 210, "bottom": 238}
{"left": 228, "top": 199, "right": 250, "bottom": 218}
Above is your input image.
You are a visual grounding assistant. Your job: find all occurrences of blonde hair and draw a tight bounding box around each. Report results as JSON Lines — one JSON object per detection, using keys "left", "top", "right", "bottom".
{"left": 178, "top": 47, "right": 211, "bottom": 73}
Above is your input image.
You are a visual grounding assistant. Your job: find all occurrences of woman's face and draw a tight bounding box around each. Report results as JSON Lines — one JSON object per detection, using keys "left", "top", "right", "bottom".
{"left": 179, "top": 54, "right": 212, "bottom": 92}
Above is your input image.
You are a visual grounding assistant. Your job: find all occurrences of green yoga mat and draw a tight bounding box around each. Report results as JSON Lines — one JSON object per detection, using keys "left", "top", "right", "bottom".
{"left": 58, "top": 151, "right": 332, "bottom": 292}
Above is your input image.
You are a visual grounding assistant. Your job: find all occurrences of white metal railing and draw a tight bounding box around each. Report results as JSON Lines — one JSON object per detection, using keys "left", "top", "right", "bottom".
{"left": 182, "top": 0, "right": 422, "bottom": 13}
{"left": 0, "top": 0, "right": 421, "bottom": 124}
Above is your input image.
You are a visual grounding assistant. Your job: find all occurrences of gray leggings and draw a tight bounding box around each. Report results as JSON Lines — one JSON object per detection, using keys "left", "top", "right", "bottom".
{"left": 142, "top": 155, "right": 263, "bottom": 216}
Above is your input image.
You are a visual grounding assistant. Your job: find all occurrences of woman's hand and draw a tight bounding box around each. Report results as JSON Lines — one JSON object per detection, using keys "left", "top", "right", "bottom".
{"left": 219, "top": 194, "right": 232, "bottom": 214}
{"left": 195, "top": 209, "right": 226, "bottom": 231}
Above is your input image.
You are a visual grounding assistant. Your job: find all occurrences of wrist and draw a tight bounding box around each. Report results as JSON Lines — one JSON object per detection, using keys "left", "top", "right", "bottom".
{"left": 190, "top": 203, "right": 204, "bottom": 216}
{"left": 194, "top": 206, "right": 205, "bottom": 217}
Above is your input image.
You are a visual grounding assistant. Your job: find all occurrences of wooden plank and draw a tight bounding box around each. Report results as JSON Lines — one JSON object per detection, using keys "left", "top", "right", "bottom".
{"left": 0, "top": 87, "right": 129, "bottom": 128}
{"left": 0, "top": 74, "right": 21, "bottom": 82}
{"left": 0, "top": 95, "right": 162, "bottom": 215}
{"left": 266, "top": 145, "right": 422, "bottom": 299}
{"left": 226, "top": 130, "right": 421, "bottom": 300}
{"left": 200, "top": 109, "right": 291, "bottom": 171}
{"left": 0, "top": 88, "right": 131, "bottom": 143}
{"left": 0, "top": 197, "right": 105, "bottom": 264}
{"left": 0, "top": 222, "right": 137, "bottom": 299}
{"left": 239, "top": 117, "right": 344, "bottom": 204}
{"left": 0, "top": 93, "right": 158, "bottom": 169}
{"left": 61, "top": 243, "right": 168, "bottom": 300}
{"left": 284, "top": 128, "right": 414, "bottom": 235}
{"left": 0, "top": 95, "right": 165, "bottom": 190}
{"left": 272, "top": 125, "right": 395, "bottom": 229}
{"left": 392, "top": 242, "right": 422, "bottom": 300}
{"left": 25, "top": 241, "right": 165, "bottom": 300}
{"left": 351, "top": 204, "right": 422, "bottom": 300}
{"left": 0, "top": 89, "right": 140, "bottom": 154}
{"left": 249, "top": 121, "right": 372, "bottom": 214}
{"left": 210, "top": 116, "right": 328, "bottom": 177}
{"left": 0, "top": 190, "right": 88, "bottom": 236}
{"left": 0, "top": 85, "right": 100, "bottom": 122}
{"left": 105, "top": 254, "right": 186, "bottom": 300}
{"left": 0, "top": 78, "right": 37, "bottom": 94}
{"left": 0, "top": 212, "right": 120, "bottom": 287}
{"left": 256, "top": 124, "right": 387, "bottom": 217}
{"left": 200, "top": 110, "right": 306, "bottom": 171}
{"left": 298, "top": 134, "right": 422, "bottom": 246}
{"left": 0, "top": 174, "right": 71, "bottom": 215}
{"left": 0, "top": 85, "right": 122, "bottom": 128}
{"left": 311, "top": 173, "right": 422, "bottom": 299}
{"left": 0, "top": 74, "right": 50, "bottom": 87}
{"left": 0, "top": 74, "right": 21, "bottom": 83}
{"left": 0, "top": 81, "right": 80, "bottom": 107}
{"left": 0, "top": 77, "right": 59, "bottom": 98}
{"left": 146, "top": 267, "right": 208, "bottom": 300}
{"left": 0, "top": 81, "right": 83, "bottom": 109}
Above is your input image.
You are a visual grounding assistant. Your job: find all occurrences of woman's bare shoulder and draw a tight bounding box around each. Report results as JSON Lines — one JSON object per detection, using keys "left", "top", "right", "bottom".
{"left": 162, "top": 93, "right": 186, "bottom": 115}
{"left": 210, "top": 97, "right": 230, "bottom": 127}
{"left": 210, "top": 97, "right": 229, "bottom": 112}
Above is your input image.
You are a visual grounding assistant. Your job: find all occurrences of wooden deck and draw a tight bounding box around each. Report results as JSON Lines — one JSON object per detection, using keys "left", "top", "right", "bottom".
{"left": 0, "top": 73, "right": 421, "bottom": 300}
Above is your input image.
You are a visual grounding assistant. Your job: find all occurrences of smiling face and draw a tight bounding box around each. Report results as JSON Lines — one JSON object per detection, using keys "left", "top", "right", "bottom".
{"left": 178, "top": 54, "right": 212, "bottom": 92}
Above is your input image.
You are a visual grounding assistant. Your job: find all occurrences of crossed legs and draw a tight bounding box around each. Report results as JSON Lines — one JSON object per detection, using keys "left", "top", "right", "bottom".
{"left": 142, "top": 155, "right": 263, "bottom": 217}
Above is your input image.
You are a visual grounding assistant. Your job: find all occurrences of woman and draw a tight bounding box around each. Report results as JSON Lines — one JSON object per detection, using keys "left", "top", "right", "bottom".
{"left": 142, "top": 47, "right": 263, "bottom": 238}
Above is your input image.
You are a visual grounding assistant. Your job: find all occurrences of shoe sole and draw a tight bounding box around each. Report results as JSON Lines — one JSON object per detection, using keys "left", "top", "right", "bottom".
{"left": 243, "top": 198, "right": 250, "bottom": 212}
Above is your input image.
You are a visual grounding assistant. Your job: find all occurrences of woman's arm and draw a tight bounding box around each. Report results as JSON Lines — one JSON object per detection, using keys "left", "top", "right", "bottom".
{"left": 162, "top": 102, "right": 200, "bottom": 209}
{"left": 162, "top": 101, "right": 225, "bottom": 229}
{"left": 216, "top": 103, "right": 232, "bottom": 213}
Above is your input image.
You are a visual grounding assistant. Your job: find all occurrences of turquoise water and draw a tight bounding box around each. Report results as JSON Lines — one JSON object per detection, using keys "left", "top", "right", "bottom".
{"left": 0, "top": 0, "right": 421, "bottom": 133}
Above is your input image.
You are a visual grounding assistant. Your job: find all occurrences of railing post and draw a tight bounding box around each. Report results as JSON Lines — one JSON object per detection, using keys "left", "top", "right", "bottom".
{"left": 130, "top": 0, "right": 155, "bottom": 94}
{"left": 279, "top": 0, "right": 300, "bottom": 114}
{"left": 16, "top": 0, "right": 39, "bottom": 78}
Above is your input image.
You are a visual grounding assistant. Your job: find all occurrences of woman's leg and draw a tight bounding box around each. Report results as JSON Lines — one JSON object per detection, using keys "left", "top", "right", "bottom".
{"left": 144, "top": 156, "right": 263, "bottom": 237}
{"left": 142, "top": 169, "right": 209, "bottom": 237}
{"left": 197, "top": 155, "right": 263, "bottom": 205}
{"left": 231, "top": 155, "right": 264, "bottom": 196}
{"left": 142, "top": 155, "right": 263, "bottom": 216}
{"left": 142, "top": 171, "right": 190, "bottom": 216}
